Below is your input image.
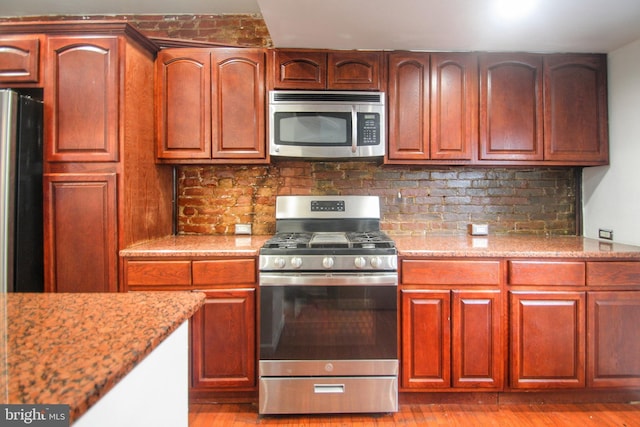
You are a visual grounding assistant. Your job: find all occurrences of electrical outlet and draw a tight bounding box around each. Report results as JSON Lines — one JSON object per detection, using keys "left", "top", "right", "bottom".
{"left": 598, "top": 228, "right": 613, "bottom": 240}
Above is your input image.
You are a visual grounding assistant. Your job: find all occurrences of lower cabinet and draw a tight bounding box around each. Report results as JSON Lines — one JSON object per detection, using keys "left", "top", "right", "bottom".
{"left": 123, "top": 257, "right": 258, "bottom": 397}
{"left": 191, "top": 288, "right": 256, "bottom": 390}
{"left": 509, "top": 291, "right": 586, "bottom": 389}
{"left": 587, "top": 291, "right": 640, "bottom": 388}
{"left": 401, "top": 289, "right": 503, "bottom": 390}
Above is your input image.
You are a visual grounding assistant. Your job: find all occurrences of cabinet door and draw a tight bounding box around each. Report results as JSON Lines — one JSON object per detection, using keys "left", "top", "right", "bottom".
{"left": 211, "top": 48, "right": 266, "bottom": 160}
{"left": 479, "top": 53, "right": 543, "bottom": 161}
{"left": 401, "top": 290, "right": 451, "bottom": 389}
{"left": 46, "top": 36, "right": 119, "bottom": 162}
{"left": 430, "top": 53, "right": 476, "bottom": 160}
{"left": 387, "top": 52, "right": 430, "bottom": 161}
{"left": 509, "top": 291, "right": 585, "bottom": 388}
{"left": 544, "top": 54, "right": 608, "bottom": 163}
{"left": 43, "top": 173, "right": 117, "bottom": 292}
{"left": 452, "top": 290, "right": 503, "bottom": 389}
{"left": 191, "top": 288, "right": 256, "bottom": 390}
{"left": 156, "top": 49, "right": 211, "bottom": 159}
{"left": 0, "top": 35, "right": 41, "bottom": 84}
{"left": 328, "top": 51, "right": 382, "bottom": 90}
{"left": 271, "top": 49, "right": 326, "bottom": 89}
{"left": 587, "top": 291, "right": 640, "bottom": 388}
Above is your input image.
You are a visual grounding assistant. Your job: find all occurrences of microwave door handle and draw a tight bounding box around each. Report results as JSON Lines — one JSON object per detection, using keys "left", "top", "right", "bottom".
{"left": 351, "top": 107, "right": 358, "bottom": 153}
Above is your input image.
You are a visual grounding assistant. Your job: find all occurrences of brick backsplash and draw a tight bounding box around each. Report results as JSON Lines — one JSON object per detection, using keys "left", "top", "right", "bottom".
{"left": 179, "top": 162, "right": 578, "bottom": 236}
{"left": 4, "top": 14, "right": 578, "bottom": 236}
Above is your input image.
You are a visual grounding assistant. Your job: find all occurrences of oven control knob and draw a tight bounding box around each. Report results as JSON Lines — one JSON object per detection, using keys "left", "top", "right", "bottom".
{"left": 273, "top": 257, "right": 286, "bottom": 269}
{"left": 370, "top": 256, "right": 383, "bottom": 269}
{"left": 322, "top": 257, "right": 334, "bottom": 269}
{"left": 354, "top": 257, "right": 367, "bottom": 269}
{"left": 291, "top": 257, "right": 303, "bottom": 269}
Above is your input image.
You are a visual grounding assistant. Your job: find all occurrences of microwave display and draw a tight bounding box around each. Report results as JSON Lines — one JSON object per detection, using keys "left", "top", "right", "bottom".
{"left": 275, "top": 112, "right": 351, "bottom": 146}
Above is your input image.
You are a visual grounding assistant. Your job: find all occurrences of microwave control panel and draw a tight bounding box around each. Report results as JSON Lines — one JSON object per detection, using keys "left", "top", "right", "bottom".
{"left": 357, "top": 113, "right": 381, "bottom": 146}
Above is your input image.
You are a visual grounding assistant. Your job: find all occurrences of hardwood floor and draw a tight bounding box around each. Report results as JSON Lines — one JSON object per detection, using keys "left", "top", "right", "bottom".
{"left": 189, "top": 402, "right": 640, "bottom": 426}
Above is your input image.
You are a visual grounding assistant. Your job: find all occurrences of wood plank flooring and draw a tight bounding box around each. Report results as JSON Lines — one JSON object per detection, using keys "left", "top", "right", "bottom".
{"left": 189, "top": 402, "right": 640, "bottom": 426}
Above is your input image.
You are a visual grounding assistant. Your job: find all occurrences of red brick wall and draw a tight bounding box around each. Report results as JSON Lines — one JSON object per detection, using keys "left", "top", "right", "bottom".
{"left": 180, "top": 162, "right": 577, "bottom": 236}
{"left": 3, "top": 14, "right": 578, "bottom": 236}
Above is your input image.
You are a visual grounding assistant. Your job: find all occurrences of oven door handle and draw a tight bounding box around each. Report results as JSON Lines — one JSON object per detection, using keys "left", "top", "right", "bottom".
{"left": 259, "top": 272, "right": 398, "bottom": 287}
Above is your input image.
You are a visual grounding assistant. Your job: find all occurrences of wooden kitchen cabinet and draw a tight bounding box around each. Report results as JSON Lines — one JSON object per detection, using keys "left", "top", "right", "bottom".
{"left": 387, "top": 52, "right": 476, "bottom": 163}
{"left": 479, "top": 53, "right": 544, "bottom": 162}
{"left": 544, "top": 54, "right": 609, "bottom": 163}
{"left": 587, "top": 291, "right": 640, "bottom": 388}
{"left": 509, "top": 291, "right": 586, "bottom": 389}
{"left": 0, "top": 34, "right": 42, "bottom": 84}
{"left": 156, "top": 49, "right": 211, "bottom": 159}
{"left": 35, "top": 22, "right": 173, "bottom": 293}
{"left": 45, "top": 36, "right": 119, "bottom": 163}
{"left": 155, "top": 47, "right": 266, "bottom": 163}
{"left": 44, "top": 173, "right": 118, "bottom": 292}
{"left": 270, "top": 49, "right": 383, "bottom": 90}
{"left": 400, "top": 259, "right": 503, "bottom": 391}
{"left": 191, "top": 288, "right": 256, "bottom": 390}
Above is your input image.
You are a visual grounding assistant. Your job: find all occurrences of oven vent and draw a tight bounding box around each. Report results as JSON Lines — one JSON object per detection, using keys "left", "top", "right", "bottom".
{"left": 271, "top": 91, "right": 384, "bottom": 104}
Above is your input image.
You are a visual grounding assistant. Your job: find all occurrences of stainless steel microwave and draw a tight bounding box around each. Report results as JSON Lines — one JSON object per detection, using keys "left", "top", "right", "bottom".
{"left": 268, "top": 90, "right": 385, "bottom": 159}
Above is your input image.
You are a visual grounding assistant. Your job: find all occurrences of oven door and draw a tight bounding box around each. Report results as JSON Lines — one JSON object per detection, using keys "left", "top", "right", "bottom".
{"left": 259, "top": 272, "right": 397, "bottom": 375}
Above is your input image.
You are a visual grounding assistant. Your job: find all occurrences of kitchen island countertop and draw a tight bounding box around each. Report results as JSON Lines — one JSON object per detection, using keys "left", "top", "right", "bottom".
{"left": 0, "top": 291, "right": 205, "bottom": 423}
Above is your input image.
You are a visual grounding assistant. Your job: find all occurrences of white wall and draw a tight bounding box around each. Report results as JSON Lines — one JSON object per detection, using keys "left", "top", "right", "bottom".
{"left": 583, "top": 38, "right": 640, "bottom": 246}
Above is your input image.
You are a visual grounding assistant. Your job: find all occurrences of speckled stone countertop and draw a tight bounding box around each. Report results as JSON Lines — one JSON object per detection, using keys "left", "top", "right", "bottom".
{"left": 120, "top": 234, "right": 640, "bottom": 259}
{"left": 0, "top": 291, "right": 205, "bottom": 423}
{"left": 119, "top": 234, "right": 271, "bottom": 257}
{"left": 394, "top": 234, "right": 640, "bottom": 258}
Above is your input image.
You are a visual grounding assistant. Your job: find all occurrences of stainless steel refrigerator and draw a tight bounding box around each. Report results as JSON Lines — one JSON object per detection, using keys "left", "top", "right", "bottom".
{"left": 0, "top": 89, "right": 44, "bottom": 292}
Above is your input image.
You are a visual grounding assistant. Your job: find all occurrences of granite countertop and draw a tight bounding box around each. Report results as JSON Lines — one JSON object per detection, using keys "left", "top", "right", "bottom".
{"left": 119, "top": 234, "right": 271, "bottom": 257}
{"left": 394, "top": 234, "right": 640, "bottom": 259}
{"left": 120, "top": 234, "right": 640, "bottom": 259}
{"left": 0, "top": 291, "right": 205, "bottom": 423}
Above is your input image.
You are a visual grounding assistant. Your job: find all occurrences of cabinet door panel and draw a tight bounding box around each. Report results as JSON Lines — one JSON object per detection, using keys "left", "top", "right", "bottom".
{"left": 479, "top": 54, "right": 543, "bottom": 161}
{"left": 588, "top": 291, "right": 640, "bottom": 387}
{"left": 431, "top": 53, "right": 476, "bottom": 160}
{"left": 328, "top": 51, "right": 382, "bottom": 90}
{"left": 452, "top": 290, "right": 503, "bottom": 388}
{"left": 44, "top": 173, "right": 117, "bottom": 292}
{"left": 401, "top": 290, "right": 450, "bottom": 388}
{"left": 211, "top": 48, "right": 265, "bottom": 159}
{"left": 0, "top": 35, "right": 41, "bottom": 83}
{"left": 544, "top": 54, "right": 608, "bottom": 163}
{"left": 510, "top": 291, "right": 585, "bottom": 388}
{"left": 387, "top": 52, "right": 430, "bottom": 160}
{"left": 271, "top": 49, "right": 326, "bottom": 89}
{"left": 191, "top": 288, "right": 256, "bottom": 389}
{"left": 46, "top": 37, "right": 119, "bottom": 162}
{"left": 156, "top": 50, "right": 211, "bottom": 159}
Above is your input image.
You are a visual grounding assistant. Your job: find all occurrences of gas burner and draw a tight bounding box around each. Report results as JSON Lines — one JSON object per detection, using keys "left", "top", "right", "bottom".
{"left": 263, "top": 233, "right": 312, "bottom": 249}
{"left": 347, "top": 231, "right": 395, "bottom": 249}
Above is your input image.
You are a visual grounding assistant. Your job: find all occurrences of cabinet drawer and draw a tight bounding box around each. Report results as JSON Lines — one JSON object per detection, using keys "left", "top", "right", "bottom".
{"left": 587, "top": 262, "right": 640, "bottom": 286}
{"left": 508, "top": 260, "right": 585, "bottom": 286}
{"left": 192, "top": 258, "right": 256, "bottom": 286}
{"left": 401, "top": 260, "right": 501, "bottom": 285}
{"left": 125, "top": 260, "right": 191, "bottom": 286}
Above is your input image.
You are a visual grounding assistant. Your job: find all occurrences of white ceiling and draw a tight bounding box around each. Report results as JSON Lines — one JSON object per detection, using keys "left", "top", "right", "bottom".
{"left": 2, "top": 0, "right": 640, "bottom": 53}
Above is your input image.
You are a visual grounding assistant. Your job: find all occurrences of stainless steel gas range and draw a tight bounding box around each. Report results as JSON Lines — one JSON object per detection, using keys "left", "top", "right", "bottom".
{"left": 258, "top": 195, "right": 398, "bottom": 415}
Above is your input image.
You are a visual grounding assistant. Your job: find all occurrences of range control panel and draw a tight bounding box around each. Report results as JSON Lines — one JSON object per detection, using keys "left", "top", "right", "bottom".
{"left": 310, "top": 200, "right": 346, "bottom": 212}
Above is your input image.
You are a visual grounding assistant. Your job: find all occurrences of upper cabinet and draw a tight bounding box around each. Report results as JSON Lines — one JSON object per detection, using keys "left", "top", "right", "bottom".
{"left": 478, "top": 52, "right": 608, "bottom": 165}
{"left": 270, "top": 49, "right": 383, "bottom": 91}
{"left": 479, "top": 53, "right": 544, "bottom": 162}
{"left": 0, "top": 34, "right": 43, "bottom": 85}
{"left": 156, "top": 47, "right": 267, "bottom": 163}
{"left": 387, "top": 52, "right": 477, "bottom": 163}
{"left": 543, "top": 54, "right": 608, "bottom": 163}
{"left": 46, "top": 36, "right": 120, "bottom": 163}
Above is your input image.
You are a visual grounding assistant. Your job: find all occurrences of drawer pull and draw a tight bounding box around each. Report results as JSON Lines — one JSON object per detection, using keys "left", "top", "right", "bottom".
{"left": 314, "top": 384, "right": 345, "bottom": 394}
